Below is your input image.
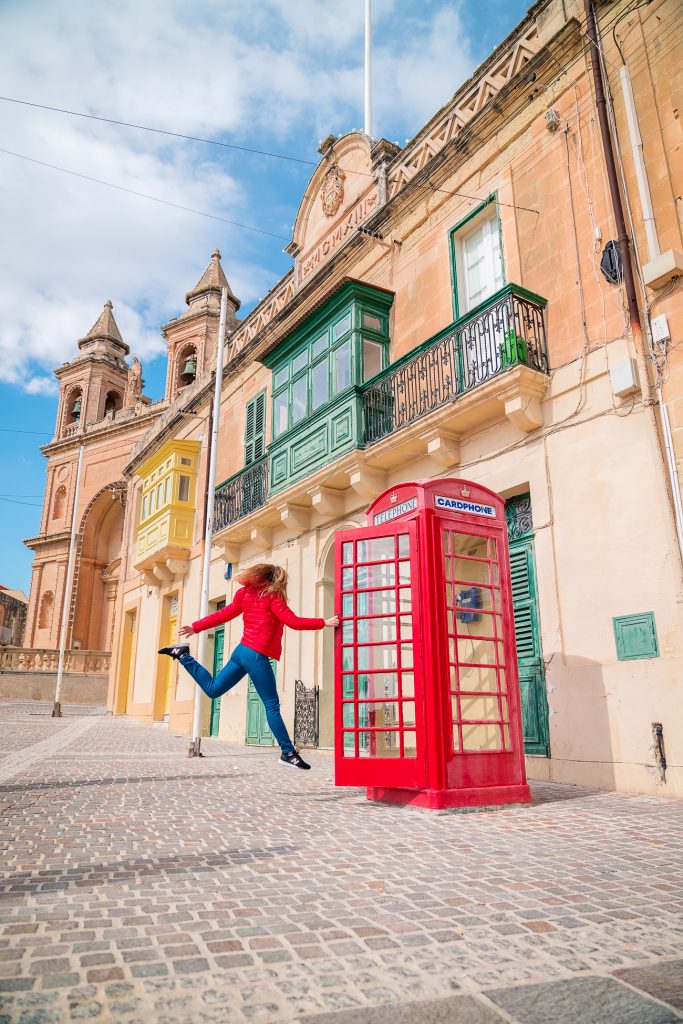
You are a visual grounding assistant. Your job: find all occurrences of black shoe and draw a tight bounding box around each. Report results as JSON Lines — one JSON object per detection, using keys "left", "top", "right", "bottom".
{"left": 158, "top": 644, "right": 190, "bottom": 660}
{"left": 279, "top": 750, "right": 311, "bottom": 770}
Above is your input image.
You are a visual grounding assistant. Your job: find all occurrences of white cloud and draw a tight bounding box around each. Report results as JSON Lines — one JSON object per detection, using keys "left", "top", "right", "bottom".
{"left": 0, "top": 0, "right": 474, "bottom": 396}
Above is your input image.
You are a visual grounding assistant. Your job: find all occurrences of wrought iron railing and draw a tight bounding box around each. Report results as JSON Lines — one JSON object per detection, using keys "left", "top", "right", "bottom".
{"left": 362, "top": 284, "right": 548, "bottom": 446}
{"left": 294, "top": 679, "right": 319, "bottom": 748}
{"left": 214, "top": 458, "right": 269, "bottom": 532}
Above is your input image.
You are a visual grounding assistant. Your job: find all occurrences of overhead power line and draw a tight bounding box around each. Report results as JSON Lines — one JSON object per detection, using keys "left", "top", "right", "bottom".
{"left": 0, "top": 95, "right": 317, "bottom": 167}
{"left": 0, "top": 496, "right": 42, "bottom": 507}
{"left": 0, "top": 427, "right": 53, "bottom": 435}
{"left": 0, "top": 147, "right": 291, "bottom": 241}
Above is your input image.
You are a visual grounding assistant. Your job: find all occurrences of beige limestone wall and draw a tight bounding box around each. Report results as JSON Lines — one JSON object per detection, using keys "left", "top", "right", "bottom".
{"left": 0, "top": 671, "right": 109, "bottom": 705}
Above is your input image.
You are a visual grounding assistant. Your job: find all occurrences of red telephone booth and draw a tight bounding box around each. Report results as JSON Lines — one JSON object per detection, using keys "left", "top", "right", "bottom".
{"left": 334, "top": 478, "right": 530, "bottom": 810}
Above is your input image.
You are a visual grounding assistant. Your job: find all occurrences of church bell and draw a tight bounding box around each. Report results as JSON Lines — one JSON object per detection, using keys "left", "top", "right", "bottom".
{"left": 181, "top": 356, "right": 197, "bottom": 382}
{"left": 71, "top": 397, "right": 82, "bottom": 418}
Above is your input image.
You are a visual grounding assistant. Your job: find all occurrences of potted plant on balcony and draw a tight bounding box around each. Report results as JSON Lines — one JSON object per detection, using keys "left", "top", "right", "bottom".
{"left": 500, "top": 327, "right": 528, "bottom": 369}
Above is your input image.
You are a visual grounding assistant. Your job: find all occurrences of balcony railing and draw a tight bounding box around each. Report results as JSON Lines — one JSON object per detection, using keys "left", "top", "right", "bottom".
{"left": 362, "top": 284, "right": 548, "bottom": 446}
{"left": 215, "top": 458, "right": 269, "bottom": 533}
{"left": 0, "top": 648, "right": 111, "bottom": 674}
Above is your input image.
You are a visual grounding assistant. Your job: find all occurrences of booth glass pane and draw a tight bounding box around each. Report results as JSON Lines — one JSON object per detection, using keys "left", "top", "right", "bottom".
{"left": 450, "top": 534, "right": 488, "bottom": 558}
{"left": 488, "top": 537, "right": 498, "bottom": 560}
{"left": 342, "top": 542, "right": 353, "bottom": 564}
{"left": 398, "top": 534, "right": 410, "bottom": 558}
{"left": 342, "top": 593, "right": 353, "bottom": 617}
{"left": 357, "top": 616, "right": 397, "bottom": 643}
{"left": 359, "top": 673, "right": 399, "bottom": 698}
{"left": 457, "top": 665, "right": 499, "bottom": 693}
{"left": 500, "top": 696, "right": 509, "bottom": 719}
{"left": 461, "top": 695, "right": 501, "bottom": 721}
{"left": 402, "top": 701, "right": 416, "bottom": 726}
{"left": 357, "top": 537, "right": 394, "bottom": 562}
{"left": 452, "top": 725, "right": 460, "bottom": 750}
{"left": 342, "top": 620, "right": 353, "bottom": 643}
{"left": 342, "top": 703, "right": 355, "bottom": 727}
{"left": 457, "top": 638, "right": 501, "bottom": 665}
{"left": 452, "top": 558, "right": 491, "bottom": 584}
{"left": 399, "top": 616, "right": 413, "bottom": 640}
{"left": 357, "top": 644, "right": 398, "bottom": 670}
{"left": 342, "top": 568, "right": 353, "bottom": 590}
{"left": 343, "top": 732, "right": 355, "bottom": 756}
{"left": 462, "top": 723, "right": 504, "bottom": 751}
{"left": 357, "top": 564, "right": 395, "bottom": 589}
{"left": 342, "top": 675, "right": 354, "bottom": 698}
{"left": 398, "top": 561, "right": 411, "bottom": 583}
{"left": 401, "top": 645, "right": 414, "bottom": 669}
{"left": 360, "top": 588, "right": 410, "bottom": 615}
{"left": 403, "top": 732, "right": 417, "bottom": 757}
{"left": 358, "top": 731, "right": 401, "bottom": 758}
{"left": 503, "top": 724, "right": 511, "bottom": 749}
{"left": 342, "top": 647, "right": 354, "bottom": 670}
{"left": 401, "top": 672, "right": 415, "bottom": 697}
{"left": 357, "top": 701, "right": 400, "bottom": 727}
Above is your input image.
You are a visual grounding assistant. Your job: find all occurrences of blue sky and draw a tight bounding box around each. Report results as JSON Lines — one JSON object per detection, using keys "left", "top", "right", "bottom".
{"left": 0, "top": 0, "right": 529, "bottom": 593}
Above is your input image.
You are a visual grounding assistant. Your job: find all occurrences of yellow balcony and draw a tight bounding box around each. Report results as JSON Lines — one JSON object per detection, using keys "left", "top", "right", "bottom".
{"left": 134, "top": 440, "right": 201, "bottom": 583}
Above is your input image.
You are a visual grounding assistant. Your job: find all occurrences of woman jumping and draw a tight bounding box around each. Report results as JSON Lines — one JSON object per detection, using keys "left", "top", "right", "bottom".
{"left": 158, "top": 563, "right": 338, "bottom": 770}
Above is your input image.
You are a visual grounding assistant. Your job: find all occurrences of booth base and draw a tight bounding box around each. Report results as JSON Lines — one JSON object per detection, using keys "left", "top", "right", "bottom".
{"left": 366, "top": 783, "right": 532, "bottom": 811}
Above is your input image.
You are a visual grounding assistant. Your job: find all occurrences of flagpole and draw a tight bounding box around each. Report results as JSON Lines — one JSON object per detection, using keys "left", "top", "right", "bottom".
{"left": 53, "top": 444, "right": 84, "bottom": 718}
{"left": 188, "top": 286, "right": 228, "bottom": 757}
{"left": 364, "top": 0, "right": 373, "bottom": 139}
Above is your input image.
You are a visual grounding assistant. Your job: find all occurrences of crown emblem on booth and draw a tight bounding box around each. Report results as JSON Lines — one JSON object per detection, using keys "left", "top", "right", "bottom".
{"left": 389, "top": 491, "right": 398, "bottom": 504}
{"left": 460, "top": 486, "right": 471, "bottom": 498}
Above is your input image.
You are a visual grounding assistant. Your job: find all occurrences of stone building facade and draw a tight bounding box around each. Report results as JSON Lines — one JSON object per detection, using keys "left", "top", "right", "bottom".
{"left": 20, "top": 0, "right": 683, "bottom": 794}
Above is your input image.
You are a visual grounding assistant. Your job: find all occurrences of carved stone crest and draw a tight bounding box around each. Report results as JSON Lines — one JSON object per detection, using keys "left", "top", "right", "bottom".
{"left": 320, "top": 164, "right": 346, "bottom": 218}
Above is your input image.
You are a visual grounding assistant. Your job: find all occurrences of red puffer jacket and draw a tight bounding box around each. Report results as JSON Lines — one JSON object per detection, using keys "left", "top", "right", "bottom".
{"left": 192, "top": 585, "right": 325, "bottom": 661}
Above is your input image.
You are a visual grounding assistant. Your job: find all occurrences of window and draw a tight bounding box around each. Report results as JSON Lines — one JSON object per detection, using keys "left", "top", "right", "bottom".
{"left": 244, "top": 390, "right": 266, "bottom": 465}
{"left": 363, "top": 340, "right": 383, "bottom": 382}
{"left": 334, "top": 341, "right": 351, "bottom": 391}
{"left": 451, "top": 201, "right": 504, "bottom": 317}
{"left": 178, "top": 475, "right": 190, "bottom": 502}
{"left": 292, "top": 376, "right": 307, "bottom": 424}
{"left": 311, "top": 360, "right": 328, "bottom": 411}
{"left": 267, "top": 289, "right": 392, "bottom": 439}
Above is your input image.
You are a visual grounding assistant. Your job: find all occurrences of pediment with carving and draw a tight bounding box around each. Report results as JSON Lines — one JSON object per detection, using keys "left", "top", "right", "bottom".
{"left": 288, "top": 133, "right": 379, "bottom": 284}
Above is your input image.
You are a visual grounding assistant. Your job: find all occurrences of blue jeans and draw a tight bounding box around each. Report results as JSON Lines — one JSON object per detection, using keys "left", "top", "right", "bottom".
{"left": 179, "top": 643, "right": 294, "bottom": 755}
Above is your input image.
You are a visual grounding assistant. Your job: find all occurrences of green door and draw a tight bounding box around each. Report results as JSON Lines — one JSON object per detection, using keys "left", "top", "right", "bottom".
{"left": 506, "top": 496, "right": 550, "bottom": 756}
{"left": 209, "top": 625, "right": 225, "bottom": 737}
{"left": 245, "top": 661, "right": 275, "bottom": 746}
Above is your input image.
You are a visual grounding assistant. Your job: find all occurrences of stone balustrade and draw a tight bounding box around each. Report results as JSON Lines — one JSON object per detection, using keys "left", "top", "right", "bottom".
{"left": 0, "top": 648, "right": 111, "bottom": 675}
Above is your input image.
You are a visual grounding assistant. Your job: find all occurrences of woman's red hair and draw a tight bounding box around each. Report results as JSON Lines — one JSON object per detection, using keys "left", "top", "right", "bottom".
{"left": 236, "top": 563, "right": 288, "bottom": 600}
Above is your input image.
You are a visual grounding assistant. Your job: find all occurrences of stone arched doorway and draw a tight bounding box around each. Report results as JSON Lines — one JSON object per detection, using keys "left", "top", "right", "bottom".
{"left": 71, "top": 483, "right": 126, "bottom": 652}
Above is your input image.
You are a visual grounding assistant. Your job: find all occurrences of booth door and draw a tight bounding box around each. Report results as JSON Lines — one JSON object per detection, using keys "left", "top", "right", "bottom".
{"left": 335, "top": 521, "right": 426, "bottom": 789}
{"left": 439, "top": 519, "right": 523, "bottom": 788}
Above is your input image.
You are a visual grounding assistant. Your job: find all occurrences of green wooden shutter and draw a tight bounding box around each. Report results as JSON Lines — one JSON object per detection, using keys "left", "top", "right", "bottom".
{"left": 244, "top": 390, "right": 266, "bottom": 466}
{"left": 509, "top": 547, "right": 538, "bottom": 660}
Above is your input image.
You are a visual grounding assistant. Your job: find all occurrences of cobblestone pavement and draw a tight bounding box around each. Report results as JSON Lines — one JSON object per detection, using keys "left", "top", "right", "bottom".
{"left": 1, "top": 704, "right": 682, "bottom": 1024}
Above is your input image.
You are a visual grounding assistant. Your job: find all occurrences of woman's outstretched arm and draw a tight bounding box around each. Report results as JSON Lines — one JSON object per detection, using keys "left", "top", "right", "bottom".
{"left": 179, "top": 588, "right": 246, "bottom": 637}
{"left": 270, "top": 596, "right": 337, "bottom": 630}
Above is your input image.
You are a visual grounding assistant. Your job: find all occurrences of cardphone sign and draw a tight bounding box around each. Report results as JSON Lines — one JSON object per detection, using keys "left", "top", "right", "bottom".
{"left": 434, "top": 495, "right": 495, "bottom": 517}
